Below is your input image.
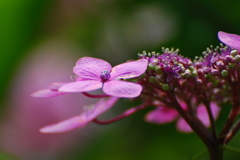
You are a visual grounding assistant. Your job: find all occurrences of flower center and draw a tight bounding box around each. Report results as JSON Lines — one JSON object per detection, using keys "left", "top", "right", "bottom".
{"left": 100, "top": 70, "right": 111, "bottom": 82}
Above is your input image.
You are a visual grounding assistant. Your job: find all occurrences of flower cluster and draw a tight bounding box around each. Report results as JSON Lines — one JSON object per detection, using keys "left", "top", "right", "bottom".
{"left": 32, "top": 31, "right": 240, "bottom": 159}
{"left": 138, "top": 48, "right": 193, "bottom": 83}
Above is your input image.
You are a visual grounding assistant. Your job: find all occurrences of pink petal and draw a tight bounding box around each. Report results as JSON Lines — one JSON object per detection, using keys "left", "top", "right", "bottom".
{"left": 176, "top": 118, "right": 193, "bottom": 133}
{"left": 110, "top": 59, "right": 148, "bottom": 80}
{"left": 40, "top": 97, "right": 119, "bottom": 133}
{"left": 48, "top": 82, "right": 69, "bottom": 90}
{"left": 145, "top": 107, "right": 179, "bottom": 124}
{"left": 103, "top": 80, "right": 142, "bottom": 98}
{"left": 40, "top": 115, "right": 88, "bottom": 133}
{"left": 176, "top": 102, "right": 221, "bottom": 133}
{"left": 210, "top": 102, "right": 221, "bottom": 119}
{"left": 196, "top": 102, "right": 220, "bottom": 128}
{"left": 73, "top": 57, "right": 112, "bottom": 80}
{"left": 59, "top": 81, "right": 102, "bottom": 92}
{"left": 218, "top": 31, "right": 240, "bottom": 50}
{"left": 31, "top": 89, "right": 66, "bottom": 98}
{"left": 178, "top": 100, "right": 188, "bottom": 110}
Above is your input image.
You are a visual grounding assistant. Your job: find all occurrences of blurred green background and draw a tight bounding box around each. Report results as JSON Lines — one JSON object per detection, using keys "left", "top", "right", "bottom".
{"left": 1, "top": 0, "right": 240, "bottom": 160}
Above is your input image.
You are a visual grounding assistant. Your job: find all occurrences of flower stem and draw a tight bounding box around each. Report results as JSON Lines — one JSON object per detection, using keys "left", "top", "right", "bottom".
{"left": 207, "top": 144, "right": 223, "bottom": 160}
{"left": 167, "top": 91, "right": 212, "bottom": 147}
{"left": 200, "top": 96, "right": 217, "bottom": 140}
{"left": 221, "top": 145, "right": 240, "bottom": 153}
{"left": 93, "top": 104, "right": 148, "bottom": 125}
{"left": 186, "top": 149, "right": 207, "bottom": 160}
{"left": 225, "top": 120, "right": 240, "bottom": 144}
{"left": 218, "top": 83, "right": 240, "bottom": 144}
{"left": 82, "top": 92, "right": 111, "bottom": 98}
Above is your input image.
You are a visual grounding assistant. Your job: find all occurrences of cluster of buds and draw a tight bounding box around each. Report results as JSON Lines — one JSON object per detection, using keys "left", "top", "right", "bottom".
{"left": 32, "top": 31, "right": 240, "bottom": 160}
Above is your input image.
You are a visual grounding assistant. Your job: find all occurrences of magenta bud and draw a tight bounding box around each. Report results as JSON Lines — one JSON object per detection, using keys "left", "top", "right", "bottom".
{"left": 211, "top": 69, "right": 219, "bottom": 76}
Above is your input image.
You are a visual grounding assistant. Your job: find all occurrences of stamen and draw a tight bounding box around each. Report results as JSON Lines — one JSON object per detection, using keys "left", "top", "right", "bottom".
{"left": 100, "top": 70, "right": 111, "bottom": 82}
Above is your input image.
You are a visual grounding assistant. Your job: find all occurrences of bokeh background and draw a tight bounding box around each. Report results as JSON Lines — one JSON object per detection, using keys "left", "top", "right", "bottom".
{"left": 0, "top": 0, "right": 240, "bottom": 159}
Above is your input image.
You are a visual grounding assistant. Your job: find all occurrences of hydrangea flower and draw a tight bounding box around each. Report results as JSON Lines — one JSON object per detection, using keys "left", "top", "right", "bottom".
{"left": 40, "top": 97, "right": 119, "bottom": 133}
{"left": 218, "top": 31, "right": 240, "bottom": 50}
{"left": 145, "top": 102, "right": 220, "bottom": 133}
{"left": 59, "top": 57, "right": 148, "bottom": 98}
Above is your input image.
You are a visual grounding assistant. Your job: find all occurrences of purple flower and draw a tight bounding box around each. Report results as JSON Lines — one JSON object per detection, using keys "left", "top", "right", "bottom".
{"left": 218, "top": 31, "right": 240, "bottom": 50}
{"left": 59, "top": 57, "right": 148, "bottom": 98}
{"left": 163, "top": 64, "right": 181, "bottom": 82}
{"left": 40, "top": 97, "right": 119, "bottom": 133}
{"left": 145, "top": 102, "right": 220, "bottom": 133}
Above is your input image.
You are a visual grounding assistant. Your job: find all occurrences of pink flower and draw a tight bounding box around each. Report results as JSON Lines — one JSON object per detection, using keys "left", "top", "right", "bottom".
{"left": 218, "top": 31, "right": 240, "bottom": 50}
{"left": 145, "top": 102, "right": 220, "bottom": 133}
{"left": 58, "top": 57, "right": 148, "bottom": 98}
{"left": 40, "top": 97, "right": 119, "bottom": 133}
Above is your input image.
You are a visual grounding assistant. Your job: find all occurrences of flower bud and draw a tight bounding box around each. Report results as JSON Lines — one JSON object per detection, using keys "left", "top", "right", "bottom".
{"left": 203, "top": 67, "right": 210, "bottom": 74}
{"left": 225, "top": 55, "right": 233, "bottom": 62}
{"left": 221, "top": 70, "right": 228, "bottom": 77}
{"left": 230, "top": 50, "right": 238, "bottom": 57}
{"left": 148, "top": 64, "right": 155, "bottom": 71}
{"left": 162, "top": 84, "right": 169, "bottom": 91}
{"left": 234, "top": 55, "right": 240, "bottom": 62}
{"left": 189, "top": 66, "right": 195, "bottom": 72}
{"left": 191, "top": 70, "right": 197, "bottom": 77}
{"left": 196, "top": 79, "right": 203, "bottom": 85}
{"left": 182, "top": 69, "right": 191, "bottom": 78}
{"left": 148, "top": 76, "right": 155, "bottom": 83}
{"left": 211, "top": 69, "right": 219, "bottom": 76}
{"left": 154, "top": 75, "right": 162, "bottom": 83}
{"left": 155, "top": 66, "right": 162, "bottom": 74}
{"left": 228, "top": 63, "right": 236, "bottom": 69}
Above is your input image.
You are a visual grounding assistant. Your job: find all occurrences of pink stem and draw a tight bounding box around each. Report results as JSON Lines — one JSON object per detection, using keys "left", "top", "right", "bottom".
{"left": 82, "top": 92, "right": 111, "bottom": 98}
{"left": 93, "top": 104, "right": 148, "bottom": 125}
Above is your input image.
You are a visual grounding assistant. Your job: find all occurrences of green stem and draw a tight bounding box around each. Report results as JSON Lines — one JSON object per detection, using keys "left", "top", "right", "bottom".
{"left": 187, "top": 149, "right": 207, "bottom": 160}
{"left": 221, "top": 145, "right": 240, "bottom": 153}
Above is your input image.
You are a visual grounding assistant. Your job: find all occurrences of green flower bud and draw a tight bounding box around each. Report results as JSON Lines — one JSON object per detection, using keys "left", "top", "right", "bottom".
{"left": 162, "top": 84, "right": 169, "bottom": 91}
{"left": 221, "top": 70, "right": 228, "bottom": 77}
{"left": 191, "top": 70, "right": 197, "bottom": 77}
{"left": 228, "top": 63, "right": 236, "bottom": 69}
{"left": 230, "top": 50, "right": 238, "bottom": 57}
{"left": 189, "top": 66, "right": 195, "bottom": 72}
{"left": 183, "top": 69, "right": 191, "bottom": 78}
{"left": 154, "top": 75, "right": 161, "bottom": 83}
{"left": 148, "top": 76, "right": 155, "bottom": 83}
{"left": 155, "top": 66, "right": 162, "bottom": 74}
{"left": 147, "top": 64, "right": 155, "bottom": 71}
{"left": 235, "top": 55, "right": 240, "bottom": 62}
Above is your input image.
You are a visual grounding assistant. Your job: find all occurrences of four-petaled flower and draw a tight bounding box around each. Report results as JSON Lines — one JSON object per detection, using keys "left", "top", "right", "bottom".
{"left": 58, "top": 57, "right": 148, "bottom": 98}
